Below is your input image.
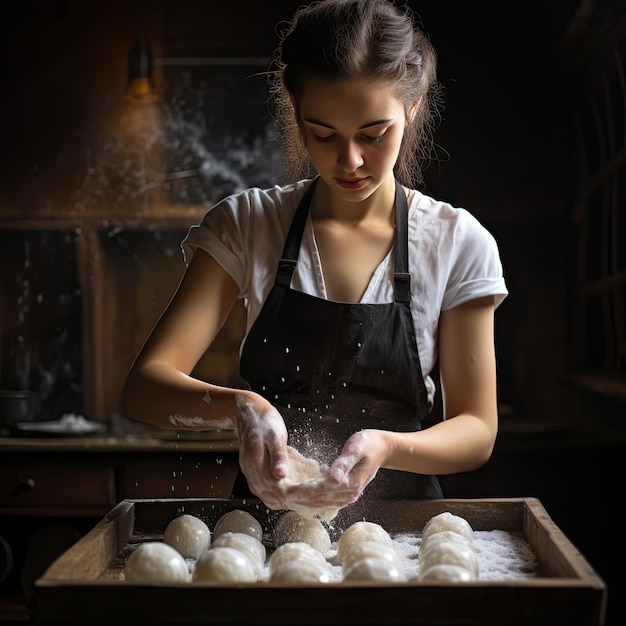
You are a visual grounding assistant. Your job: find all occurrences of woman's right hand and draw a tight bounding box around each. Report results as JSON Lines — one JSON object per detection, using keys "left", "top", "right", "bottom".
{"left": 232, "top": 393, "right": 291, "bottom": 509}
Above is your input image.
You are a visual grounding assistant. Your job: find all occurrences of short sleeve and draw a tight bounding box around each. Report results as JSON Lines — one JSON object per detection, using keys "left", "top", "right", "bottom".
{"left": 182, "top": 190, "right": 252, "bottom": 295}
{"left": 441, "top": 210, "right": 508, "bottom": 311}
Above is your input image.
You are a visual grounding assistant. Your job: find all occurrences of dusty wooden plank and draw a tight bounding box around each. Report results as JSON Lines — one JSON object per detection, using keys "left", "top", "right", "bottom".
{"left": 43, "top": 500, "right": 135, "bottom": 581}
{"left": 523, "top": 498, "right": 607, "bottom": 584}
{"left": 32, "top": 580, "right": 606, "bottom": 625}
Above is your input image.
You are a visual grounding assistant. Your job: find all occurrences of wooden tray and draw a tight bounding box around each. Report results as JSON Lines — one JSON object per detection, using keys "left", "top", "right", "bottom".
{"left": 31, "top": 497, "right": 607, "bottom": 625}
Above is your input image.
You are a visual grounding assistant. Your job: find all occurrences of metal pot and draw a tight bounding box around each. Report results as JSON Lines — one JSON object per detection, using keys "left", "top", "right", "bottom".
{"left": 0, "top": 390, "right": 39, "bottom": 428}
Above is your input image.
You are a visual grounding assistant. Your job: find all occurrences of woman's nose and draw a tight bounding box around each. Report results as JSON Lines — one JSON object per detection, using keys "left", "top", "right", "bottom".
{"left": 337, "top": 140, "right": 364, "bottom": 171}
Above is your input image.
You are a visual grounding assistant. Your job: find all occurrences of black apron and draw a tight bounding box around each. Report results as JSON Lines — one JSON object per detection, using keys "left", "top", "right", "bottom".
{"left": 238, "top": 178, "right": 442, "bottom": 502}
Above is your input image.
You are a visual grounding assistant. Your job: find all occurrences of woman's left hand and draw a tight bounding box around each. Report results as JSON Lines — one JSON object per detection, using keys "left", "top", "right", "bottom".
{"left": 279, "top": 429, "right": 388, "bottom": 511}
{"left": 327, "top": 428, "right": 387, "bottom": 494}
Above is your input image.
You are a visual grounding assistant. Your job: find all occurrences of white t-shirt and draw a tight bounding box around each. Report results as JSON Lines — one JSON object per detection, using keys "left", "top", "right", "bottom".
{"left": 182, "top": 179, "right": 508, "bottom": 396}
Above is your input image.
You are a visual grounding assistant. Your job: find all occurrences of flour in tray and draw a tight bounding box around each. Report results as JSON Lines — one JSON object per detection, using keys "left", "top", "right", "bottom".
{"left": 104, "top": 529, "right": 542, "bottom": 583}
{"left": 262, "top": 529, "right": 541, "bottom": 582}
{"left": 472, "top": 530, "right": 543, "bottom": 579}
{"left": 389, "top": 529, "right": 541, "bottom": 581}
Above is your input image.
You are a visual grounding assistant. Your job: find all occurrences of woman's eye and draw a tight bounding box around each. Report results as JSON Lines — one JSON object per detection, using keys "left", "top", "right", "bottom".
{"left": 313, "top": 134, "right": 335, "bottom": 143}
{"left": 363, "top": 129, "right": 388, "bottom": 143}
{"left": 311, "top": 129, "right": 387, "bottom": 143}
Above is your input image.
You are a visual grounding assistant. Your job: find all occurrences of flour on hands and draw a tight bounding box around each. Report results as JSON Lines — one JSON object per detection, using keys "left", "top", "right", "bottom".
{"left": 277, "top": 446, "right": 340, "bottom": 523}
{"left": 233, "top": 394, "right": 290, "bottom": 510}
{"left": 279, "top": 430, "right": 381, "bottom": 522}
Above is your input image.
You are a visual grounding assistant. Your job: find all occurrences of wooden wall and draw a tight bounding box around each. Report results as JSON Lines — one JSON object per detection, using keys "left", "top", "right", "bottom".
{"left": 0, "top": 0, "right": 624, "bottom": 423}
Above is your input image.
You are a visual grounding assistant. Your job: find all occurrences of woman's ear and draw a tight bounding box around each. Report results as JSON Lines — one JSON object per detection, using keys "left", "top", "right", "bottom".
{"left": 406, "top": 98, "right": 421, "bottom": 125}
{"left": 289, "top": 94, "right": 306, "bottom": 140}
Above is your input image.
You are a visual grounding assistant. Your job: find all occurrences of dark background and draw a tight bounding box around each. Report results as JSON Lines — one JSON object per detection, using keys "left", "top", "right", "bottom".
{"left": 0, "top": 0, "right": 585, "bottom": 414}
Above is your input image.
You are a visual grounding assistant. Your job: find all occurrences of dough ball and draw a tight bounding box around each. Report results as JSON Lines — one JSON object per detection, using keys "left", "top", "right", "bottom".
{"left": 418, "top": 540, "right": 479, "bottom": 578}
{"left": 421, "top": 512, "right": 474, "bottom": 545}
{"left": 213, "top": 509, "right": 263, "bottom": 542}
{"left": 269, "top": 557, "right": 331, "bottom": 583}
{"left": 419, "top": 529, "right": 473, "bottom": 554}
{"left": 342, "top": 555, "right": 407, "bottom": 582}
{"left": 273, "top": 511, "right": 331, "bottom": 555}
{"left": 163, "top": 514, "right": 211, "bottom": 560}
{"left": 418, "top": 563, "right": 476, "bottom": 582}
{"left": 278, "top": 447, "right": 339, "bottom": 523}
{"left": 336, "top": 521, "right": 393, "bottom": 563}
{"left": 210, "top": 532, "right": 266, "bottom": 577}
{"left": 193, "top": 546, "right": 257, "bottom": 583}
{"left": 267, "top": 542, "right": 328, "bottom": 577}
{"left": 341, "top": 540, "right": 402, "bottom": 575}
{"left": 124, "top": 542, "right": 190, "bottom": 583}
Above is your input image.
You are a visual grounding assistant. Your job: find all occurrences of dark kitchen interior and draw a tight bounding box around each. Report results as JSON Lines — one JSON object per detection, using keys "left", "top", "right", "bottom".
{"left": 0, "top": 0, "right": 624, "bottom": 623}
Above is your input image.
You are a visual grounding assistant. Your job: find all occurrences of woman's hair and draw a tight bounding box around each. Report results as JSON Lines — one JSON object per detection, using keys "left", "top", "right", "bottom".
{"left": 269, "top": 0, "right": 442, "bottom": 187}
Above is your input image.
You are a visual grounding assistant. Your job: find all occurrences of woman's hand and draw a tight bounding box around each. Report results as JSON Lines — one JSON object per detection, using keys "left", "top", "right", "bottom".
{"left": 232, "top": 393, "right": 291, "bottom": 509}
{"left": 279, "top": 429, "right": 390, "bottom": 511}
{"left": 328, "top": 428, "right": 388, "bottom": 488}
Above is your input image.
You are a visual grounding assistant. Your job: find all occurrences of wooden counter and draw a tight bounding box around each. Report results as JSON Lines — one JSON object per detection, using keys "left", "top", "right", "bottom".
{"left": 0, "top": 433, "right": 241, "bottom": 518}
{"left": 0, "top": 432, "right": 239, "bottom": 454}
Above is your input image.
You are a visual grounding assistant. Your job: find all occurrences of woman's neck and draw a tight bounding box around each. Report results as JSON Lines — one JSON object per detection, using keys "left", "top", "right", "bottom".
{"left": 311, "top": 176, "right": 396, "bottom": 225}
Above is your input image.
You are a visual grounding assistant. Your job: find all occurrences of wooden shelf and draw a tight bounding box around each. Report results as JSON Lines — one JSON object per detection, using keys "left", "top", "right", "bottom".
{"left": 0, "top": 205, "right": 245, "bottom": 425}
{"left": 563, "top": 371, "right": 626, "bottom": 401}
{"left": 0, "top": 209, "right": 206, "bottom": 231}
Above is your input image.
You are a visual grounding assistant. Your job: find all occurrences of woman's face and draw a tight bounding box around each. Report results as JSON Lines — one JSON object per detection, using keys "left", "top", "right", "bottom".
{"left": 295, "top": 78, "right": 411, "bottom": 202}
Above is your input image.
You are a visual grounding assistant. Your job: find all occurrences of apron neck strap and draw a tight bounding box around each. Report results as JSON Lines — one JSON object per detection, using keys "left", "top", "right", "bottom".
{"left": 392, "top": 179, "right": 411, "bottom": 304}
{"left": 276, "top": 178, "right": 318, "bottom": 289}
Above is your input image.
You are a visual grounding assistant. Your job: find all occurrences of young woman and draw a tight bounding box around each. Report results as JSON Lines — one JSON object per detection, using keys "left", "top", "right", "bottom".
{"left": 122, "top": 0, "right": 508, "bottom": 517}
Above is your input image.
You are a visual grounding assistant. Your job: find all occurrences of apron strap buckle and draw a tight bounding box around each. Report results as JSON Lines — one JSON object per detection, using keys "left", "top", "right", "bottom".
{"left": 394, "top": 271, "right": 411, "bottom": 304}
{"left": 276, "top": 258, "right": 297, "bottom": 288}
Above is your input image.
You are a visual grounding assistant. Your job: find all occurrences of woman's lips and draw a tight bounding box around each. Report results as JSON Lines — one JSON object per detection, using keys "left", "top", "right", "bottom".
{"left": 335, "top": 177, "right": 368, "bottom": 190}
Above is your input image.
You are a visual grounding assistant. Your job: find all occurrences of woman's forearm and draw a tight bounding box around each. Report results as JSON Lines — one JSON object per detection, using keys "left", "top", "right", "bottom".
{"left": 122, "top": 361, "right": 249, "bottom": 431}
{"left": 381, "top": 414, "right": 497, "bottom": 475}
